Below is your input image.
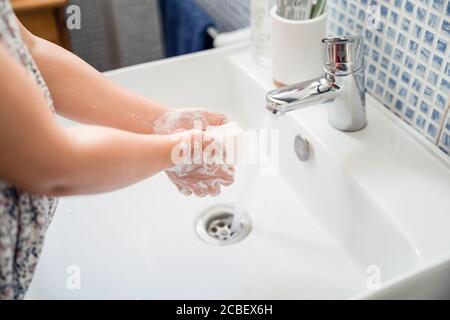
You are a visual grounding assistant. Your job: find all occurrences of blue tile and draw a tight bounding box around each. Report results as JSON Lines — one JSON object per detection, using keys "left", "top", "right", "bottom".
{"left": 356, "top": 24, "right": 364, "bottom": 34}
{"left": 412, "top": 24, "right": 422, "bottom": 39}
{"left": 368, "top": 64, "right": 376, "bottom": 74}
{"left": 447, "top": 1, "right": 450, "bottom": 16}
{"left": 428, "top": 13, "right": 440, "bottom": 29}
{"left": 442, "top": 20, "right": 450, "bottom": 37}
{"left": 381, "top": 56, "right": 390, "bottom": 70}
{"left": 393, "top": 48, "right": 403, "bottom": 61}
{"left": 388, "top": 77, "right": 397, "bottom": 89}
{"left": 397, "top": 32, "right": 407, "bottom": 47}
{"left": 391, "top": 63, "right": 400, "bottom": 76}
{"left": 427, "top": 123, "right": 438, "bottom": 137}
{"left": 420, "top": 101, "right": 430, "bottom": 114}
{"left": 442, "top": 133, "right": 450, "bottom": 148}
{"left": 401, "top": 17, "right": 411, "bottom": 32}
{"left": 424, "top": 30, "right": 435, "bottom": 46}
{"left": 365, "top": 29, "right": 373, "bottom": 42}
{"left": 432, "top": 55, "right": 443, "bottom": 70}
{"left": 427, "top": 71, "right": 438, "bottom": 85}
{"left": 437, "top": 39, "right": 448, "bottom": 54}
{"left": 412, "top": 79, "right": 422, "bottom": 92}
{"left": 405, "top": 107, "right": 415, "bottom": 120}
{"left": 358, "top": 9, "right": 365, "bottom": 22}
{"left": 347, "top": 18, "right": 355, "bottom": 30}
{"left": 390, "top": 11, "right": 399, "bottom": 25}
{"left": 409, "top": 93, "right": 419, "bottom": 107}
{"left": 405, "top": 0, "right": 415, "bottom": 13}
{"left": 349, "top": 3, "right": 357, "bottom": 15}
{"left": 387, "top": 26, "right": 396, "bottom": 40}
{"left": 436, "top": 94, "right": 447, "bottom": 110}
{"left": 367, "top": 78, "right": 374, "bottom": 90}
{"left": 378, "top": 70, "right": 387, "bottom": 82}
{"left": 416, "top": 115, "right": 426, "bottom": 128}
{"left": 416, "top": 6, "right": 427, "bottom": 22}
{"left": 329, "top": 21, "right": 336, "bottom": 32}
{"left": 424, "top": 86, "right": 434, "bottom": 101}
{"left": 441, "top": 78, "right": 450, "bottom": 93}
{"left": 432, "top": 0, "right": 444, "bottom": 11}
{"left": 405, "top": 56, "right": 414, "bottom": 70}
{"left": 408, "top": 40, "right": 418, "bottom": 54}
{"left": 375, "top": 84, "right": 384, "bottom": 95}
{"left": 371, "top": 49, "right": 380, "bottom": 62}
{"left": 374, "top": 35, "right": 382, "bottom": 48}
{"left": 399, "top": 87, "right": 408, "bottom": 98}
{"left": 420, "top": 47, "right": 431, "bottom": 62}
{"left": 445, "top": 62, "right": 450, "bottom": 76}
{"left": 447, "top": 117, "right": 450, "bottom": 130}
{"left": 394, "top": 0, "right": 403, "bottom": 9}
{"left": 431, "top": 109, "right": 441, "bottom": 122}
{"left": 395, "top": 99, "right": 404, "bottom": 111}
{"left": 384, "top": 42, "right": 393, "bottom": 55}
{"left": 363, "top": 45, "right": 370, "bottom": 57}
{"left": 385, "top": 91, "right": 394, "bottom": 104}
{"left": 380, "top": 4, "right": 388, "bottom": 17}
{"left": 416, "top": 63, "right": 427, "bottom": 78}
{"left": 402, "top": 71, "right": 411, "bottom": 84}
{"left": 331, "top": 7, "right": 338, "bottom": 19}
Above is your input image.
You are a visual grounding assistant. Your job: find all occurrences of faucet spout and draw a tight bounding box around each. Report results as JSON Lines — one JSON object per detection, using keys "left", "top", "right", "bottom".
{"left": 266, "top": 77, "right": 340, "bottom": 116}
{"left": 266, "top": 36, "right": 367, "bottom": 132}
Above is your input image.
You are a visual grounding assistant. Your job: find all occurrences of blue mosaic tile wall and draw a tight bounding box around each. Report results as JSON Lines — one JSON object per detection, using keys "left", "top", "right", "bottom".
{"left": 328, "top": 0, "right": 450, "bottom": 156}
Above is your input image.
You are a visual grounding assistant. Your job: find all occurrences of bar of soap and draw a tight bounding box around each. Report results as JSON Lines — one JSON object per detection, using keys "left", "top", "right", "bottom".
{"left": 206, "top": 122, "right": 244, "bottom": 165}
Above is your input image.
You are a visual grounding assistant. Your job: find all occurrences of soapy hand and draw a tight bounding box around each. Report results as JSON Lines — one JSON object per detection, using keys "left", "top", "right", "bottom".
{"left": 152, "top": 108, "right": 228, "bottom": 134}
{"left": 166, "top": 129, "right": 234, "bottom": 197}
{"left": 152, "top": 109, "right": 234, "bottom": 197}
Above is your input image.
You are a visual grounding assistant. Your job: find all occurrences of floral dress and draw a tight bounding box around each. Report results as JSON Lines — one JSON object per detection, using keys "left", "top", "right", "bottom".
{"left": 0, "top": 0, "right": 58, "bottom": 299}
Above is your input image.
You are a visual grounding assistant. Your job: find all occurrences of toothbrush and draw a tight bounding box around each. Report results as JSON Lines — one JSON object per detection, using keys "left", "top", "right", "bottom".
{"left": 310, "top": 0, "right": 327, "bottom": 18}
{"left": 277, "top": 0, "right": 315, "bottom": 20}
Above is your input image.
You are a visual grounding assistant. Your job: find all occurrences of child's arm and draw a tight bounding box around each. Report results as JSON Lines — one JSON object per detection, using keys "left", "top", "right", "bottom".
{"left": 0, "top": 41, "right": 179, "bottom": 196}
{"left": 18, "top": 21, "right": 170, "bottom": 134}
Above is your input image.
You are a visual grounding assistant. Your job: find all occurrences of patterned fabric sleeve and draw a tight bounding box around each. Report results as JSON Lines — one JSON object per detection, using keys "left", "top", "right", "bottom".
{"left": 0, "top": 0, "right": 58, "bottom": 300}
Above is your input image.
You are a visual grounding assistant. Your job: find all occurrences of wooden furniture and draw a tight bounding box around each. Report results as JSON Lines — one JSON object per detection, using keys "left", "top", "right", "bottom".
{"left": 11, "top": 0, "right": 71, "bottom": 49}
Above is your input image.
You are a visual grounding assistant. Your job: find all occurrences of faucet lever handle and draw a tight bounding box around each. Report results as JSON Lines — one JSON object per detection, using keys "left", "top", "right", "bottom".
{"left": 321, "top": 36, "right": 364, "bottom": 75}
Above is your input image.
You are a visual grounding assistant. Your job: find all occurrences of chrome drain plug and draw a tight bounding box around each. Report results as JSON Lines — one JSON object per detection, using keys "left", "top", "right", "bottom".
{"left": 196, "top": 205, "right": 251, "bottom": 246}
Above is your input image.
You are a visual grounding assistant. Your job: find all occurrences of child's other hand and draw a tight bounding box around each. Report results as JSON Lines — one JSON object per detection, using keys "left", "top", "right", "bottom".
{"left": 165, "top": 129, "right": 234, "bottom": 197}
{"left": 152, "top": 108, "right": 228, "bottom": 134}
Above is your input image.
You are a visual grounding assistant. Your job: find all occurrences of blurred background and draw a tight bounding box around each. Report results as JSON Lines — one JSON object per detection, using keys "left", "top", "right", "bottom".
{"left": 12, "top": 0, "right": 251, "bottom": 71}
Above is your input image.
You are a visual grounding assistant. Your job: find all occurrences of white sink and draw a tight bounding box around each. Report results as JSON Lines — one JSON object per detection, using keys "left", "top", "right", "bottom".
{"left": 27, "top": 45, "right": 450, "bottom": 299}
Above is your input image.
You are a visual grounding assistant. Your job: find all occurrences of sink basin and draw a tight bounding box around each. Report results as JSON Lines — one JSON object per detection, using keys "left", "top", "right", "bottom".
{"left": 27, "top": 45, "right": 450, "bottom": 299}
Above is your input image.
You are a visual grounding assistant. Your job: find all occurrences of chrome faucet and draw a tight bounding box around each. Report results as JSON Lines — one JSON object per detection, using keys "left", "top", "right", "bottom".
{"left": 266, "top": 36, "right": 367, "bottom": 132}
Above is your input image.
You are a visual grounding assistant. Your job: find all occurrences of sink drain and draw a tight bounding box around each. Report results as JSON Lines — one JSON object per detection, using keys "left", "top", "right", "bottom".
{"left": 196, "top": 205, "right": 251, "bottom": 246}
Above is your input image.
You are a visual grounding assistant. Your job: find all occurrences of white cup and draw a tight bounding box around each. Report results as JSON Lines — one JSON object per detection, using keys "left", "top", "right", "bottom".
{"left": 271, "top": 7, "right": 327, "bottom": 86}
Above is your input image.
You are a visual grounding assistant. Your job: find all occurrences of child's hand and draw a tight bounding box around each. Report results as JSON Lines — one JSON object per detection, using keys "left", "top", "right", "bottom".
{"left": 166, "top": 164, "right": 235, "bottom": 197}
{"left": 152, "top": 108, "right": 234, "bottom": 197}
{"left": 165, "top": 129, "right": 235, "bottom": 197}
{"left": 152, "top": 108, "right": 228, "bottom": 134}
